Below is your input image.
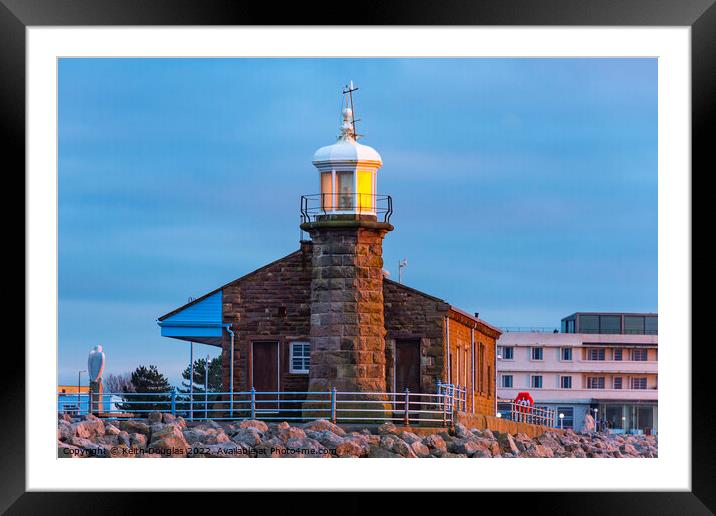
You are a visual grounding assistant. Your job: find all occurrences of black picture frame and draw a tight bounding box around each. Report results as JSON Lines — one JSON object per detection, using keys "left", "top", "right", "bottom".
{"left": 4, "top": 0, "right": 710, "bottom": 513}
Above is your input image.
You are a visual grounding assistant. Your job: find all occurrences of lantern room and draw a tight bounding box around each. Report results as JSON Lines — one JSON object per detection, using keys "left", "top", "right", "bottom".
{"left": 311, "top": 89, "right": 383, "bottom": 217}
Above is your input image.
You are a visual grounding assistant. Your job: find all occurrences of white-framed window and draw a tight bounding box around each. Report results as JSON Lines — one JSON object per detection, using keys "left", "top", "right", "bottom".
{"left": 557, "top": 406, "right": 574, "bottom": 428}
{"left": 560, "top": 347, "right": 572, "bottom": 361}
{"left": 501, "top": 375, "right": 513, "bottom": 388}
{"left": 613, "top": 349, "right": 623, "bottom": 361}
{"left": 587, "top": 348, "right": 606, "bottom": 361}
{"left": 587, "top": 376, "right": 605, "bottom": 389}
{"left": 289, "top": 342, "right": 310, "bottom": 374}
{"left": 631, "top": 377, "right": 647, "bottom": 389}
{"left": 531, "top": 375, "right": 543, "bottom": 388}
{"left": 502, "top": 346, "right": 514, "bottom": 360}
{"left": 560, "top": 376, "right": 572, "bottom": 389}
{"left": 530, "top": 347, "right": 543, "bottom": 361}
{"left": 631, "top": 349, "right": 648, "bottom": 361}
{"left": 613, "top": 377, "right": 623, "bottom": 389}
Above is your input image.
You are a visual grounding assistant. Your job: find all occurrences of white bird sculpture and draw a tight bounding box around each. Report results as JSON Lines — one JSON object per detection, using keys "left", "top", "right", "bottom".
{"left": 88, "top": 345, "right": 105, "bottom": 383}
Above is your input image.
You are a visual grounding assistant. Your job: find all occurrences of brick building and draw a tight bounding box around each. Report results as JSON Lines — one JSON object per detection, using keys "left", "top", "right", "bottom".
{"left": 158, "top": 86, "right": 501, "bottom": 419}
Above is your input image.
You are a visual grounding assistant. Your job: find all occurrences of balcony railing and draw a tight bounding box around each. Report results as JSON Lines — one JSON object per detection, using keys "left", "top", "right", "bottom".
{"left": 300, "top": 193, "right": 393, "bottom": 224}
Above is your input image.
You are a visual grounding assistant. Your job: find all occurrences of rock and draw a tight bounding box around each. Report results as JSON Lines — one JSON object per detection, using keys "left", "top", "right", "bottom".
{"left": 458, "top": 440, "right": 490, "bottom": 457}
{"left": 104, "top": 424, "right": 121, "bottom": 436}
{"left": 239, "top": 420, "right": 269, "bottom": 434}
{"left": 277, "top": 425, "right": 307, "bottom": 442}
{"left": 72, "top": 419, "right": 105, "bottom": 439}
{"left": 620, "top": 444, "right": 638, "bottom": 456}
{"left": 59, "top": 413, "right": 73, "bottom": 423}
{"left": 479, "top": 429, "right": 495, "bottom": 440}
{"left": 130, "top": 432, "right": 147, "bottom": 449}
{"left": 162, "top": 413, "right": 177, "bottom": 424}
{"left": 183, "top": 427, "right": 229, "bottom": 445}
{"left": 231, "top": 427, "right": 263, "bottom": 447}
{"left": 380, "top": 435, "right": 416, "bottom": 458}
{"left": 410, "top": 441, "right": 431, "bottom": 458}
{"left": 254, "top": 437, "right": 287, "bottom": 458}
{"left": 398, "top": 431, "right": 422, "bottom": 445}
{"left": 118, "top": 420, "right": 151, "bottom": 436}
{"left": 58, "top": 420, "right": 74, "bottom": 442}
{"left": 148, "top": 424, "right": 189, "bottom": 457}
{"left": 84, "top": 413, "right": 101, "bottom": 422}
{"left": 307, "top": 430, "right": 344, "bottom": 449}
{"left": 336, "top": 439, "right": 364, "bottom": 458}
{"left": 377, "top": 422, "right": 399, "bottom": 435}
{"left": 58, "top": 441, "right": 84, "bottom": 458}
{"left": 496, "top": 432, "right": 520, "bottom": 455}
{"left": 302, "top": 419, "right": 346, "bottom": 436}
{"left": 285, "top": 437, "right": 330, "bottom": 458}
{"left": 454, "top": 423, "right": 474, "bottom": 439}
{"left": 199, "top": 442, "right": 250, "bottom": 458}
{"left": 148, "top": 411, "right": 163, "bottom": 423}
{"left": 118, "top": 430, "right": 131, "bottom": 448}
{"left": 367, "top": 445, "right": 402, "bottom": 458}
{"left": 175, "top": 416, "right": 187, "bottom": 428}
{"left": 423, "top": 434, "right": 447, "bottom": 452}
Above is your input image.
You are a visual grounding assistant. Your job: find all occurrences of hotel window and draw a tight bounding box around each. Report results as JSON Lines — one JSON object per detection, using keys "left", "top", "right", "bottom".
{"left": 587, "top": 376, "right": 605, "bottom": 389}
{"left": 530, "top": 347, "right": 543, "bottom": 361}
{"left": 613, "top": 349, "right": 623, "bottom": 361}
{"left": 531, "top": 375, "right": 543, "bottom": 389}
{"left": 289, "top": 342, "right": 310, "bottom": 374}
{"left": 501, "top": 346, "right": 514, "bottom": 360}
{"left": 560, "top": 376, "right": 572, "bottom": 389}
{"left": 613, "top": 377, "right": 623, "bottom": 389}
{"left": 561, "top": 347, "right": 572, "bottom": 361}
{"left": 631, "top": 349, "right": 648, "bottom": 361}
{"left": 587, "top": 348, "right": 605, "bottom": 361}
{"left": 501, "top": 375, "right": 513, "bottom": 388}
{"left": 557, "top": 407, "right": 574, "bottom": 428}
{"left": 631, "top": 377, "right": 647, "bottom": 390}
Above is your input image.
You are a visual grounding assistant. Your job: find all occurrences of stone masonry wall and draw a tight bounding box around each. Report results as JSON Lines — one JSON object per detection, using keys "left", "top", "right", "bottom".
{"left": 221, "top": 248, "right": 313, "bottom": 394}
{"left": 307, "top": 226, "right": 390, "bottom": 393}
{"left": 383, "top": 280, "right": 450, "bottom": 394}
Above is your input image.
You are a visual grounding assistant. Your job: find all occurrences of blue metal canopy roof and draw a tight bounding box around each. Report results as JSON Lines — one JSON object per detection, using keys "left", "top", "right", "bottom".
{"left": 157, "top": 290, "right": 224, "bottom": 347}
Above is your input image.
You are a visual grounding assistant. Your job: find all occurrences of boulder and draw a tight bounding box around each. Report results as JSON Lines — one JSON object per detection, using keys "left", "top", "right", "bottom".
{"left": 104, "top": 424, "right": 121, "bottom": 436}
{"left": 454, "top": 423, "right": 474, "bottom": 439}
{"left": 398, "top": 431, "right": 422, "bottom": 445}
{"left": 277, "top": 425, "right": 307, "bottom": 442}
{"left": 199, "top": 442, "right": 250, "bottom": 458}
{"left": 367, "top": 445, "right": 402, "bottom": 458}
{"left": 239, "top": 419, "right": 269, "bottom": 434}
{"left": 118, "top": 420, "right": 151, "bottom": 436}
{"left": 377, "top": 422, "right": 399, "bottom": 435}
{"left": 130, "top": 432, "right": 147, "bottom": 449}
{"left": 118, "top": 430, "right": 131, "bottom": 448}
{"left": 306, "top": 430, "right": 345, "bottom": 449}
{"left": 285, "top": 437, "right": 330, "bottom": 458}
{"left": 302, "top": 419, "right": 346, "bottom": 437}
{"left": 72, "top": 419, "right": 105, "bottom": 440}
{"left": 423, "top": 434, "right": 447, "bottom": 452}
{"left": 231, "top": 427, "right": 263, "bottom": 447}
{"left": 336, "top": 439, "right": 364, "bottom": 458}
{"left": 148, "top": 424, "right": 190, "bottom": 457}
{"left": 496, "top": 432, "right": 520, "bottom": 455}
{"left": 147, "top": 411, "right": 163, "bottom": 424}
{"left": 58, "top": 420, "right": 74, "bottom": 442}
{"left": 410, "top": 441, "right": 431, "bottom": 458}
{"left": 162, "top": 413, "right": 177, "bottom": 425}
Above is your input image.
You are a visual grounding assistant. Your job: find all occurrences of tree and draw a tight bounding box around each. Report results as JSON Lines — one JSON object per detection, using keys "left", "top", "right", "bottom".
{"left": 117, "top": 365, "right": 172, "bottom": 415}
{"left": 177, "top": 355, "right": 223, "bottom": 419}
{"left": 104, "top": 372, "right": 135, "bottom": 394}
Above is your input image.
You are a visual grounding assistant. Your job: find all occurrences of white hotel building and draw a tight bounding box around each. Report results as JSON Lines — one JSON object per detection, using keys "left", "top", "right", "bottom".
{"left": 496, "top": 312, "right": 657, "bottom": 434}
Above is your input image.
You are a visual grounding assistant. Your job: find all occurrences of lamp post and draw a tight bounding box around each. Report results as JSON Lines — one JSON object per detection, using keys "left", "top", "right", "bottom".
{"left": 559, "top": 412, "right": 564, "bottom": 429}
{"left": 77, "top": 370, "right": 87, "bottom": 416}
{"left": 593, "top": 407, "right": 599, "bottom": 432}
{"left": 204, "top": 354, "right": 209, "bottom": 420}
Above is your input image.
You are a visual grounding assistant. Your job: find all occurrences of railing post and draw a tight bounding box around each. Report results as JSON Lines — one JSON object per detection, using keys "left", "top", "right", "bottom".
{"left": 331, "top": 388, "right": 337, "bottom": 424}
{"left": 251, "top": 387, "right": 256, "bottom": 419}
{"left": 404, "top": 388, "right": 410, "bottom": 426}
{"left": 171, "top": 388, "right": 176, "bottom": 416}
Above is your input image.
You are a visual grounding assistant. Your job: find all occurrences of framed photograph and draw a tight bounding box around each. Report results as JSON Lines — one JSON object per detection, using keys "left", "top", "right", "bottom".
{"left": 6, "top": 0, "right": 709, "bottom": 511}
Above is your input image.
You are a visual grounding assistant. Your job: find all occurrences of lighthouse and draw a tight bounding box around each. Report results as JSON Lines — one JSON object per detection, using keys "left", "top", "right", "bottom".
{"left": 301, "top": 82, "right": 393, "bottom": 397}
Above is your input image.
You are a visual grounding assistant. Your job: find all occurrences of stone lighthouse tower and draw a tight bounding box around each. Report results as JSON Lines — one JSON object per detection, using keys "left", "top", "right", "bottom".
{"left": 301, "top": 82, "right": 393, "bottom": 397}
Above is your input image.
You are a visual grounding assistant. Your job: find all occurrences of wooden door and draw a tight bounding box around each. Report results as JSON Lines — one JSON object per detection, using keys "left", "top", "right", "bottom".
{"left": 395, "top": 339, "right": 421, "bottom": 393}
{"left": 252, "top": 341, "right": 279, "bottom": 412}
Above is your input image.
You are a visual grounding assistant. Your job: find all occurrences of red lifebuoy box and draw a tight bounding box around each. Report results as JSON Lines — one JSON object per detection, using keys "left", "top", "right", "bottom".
{"left": 514, "top": 391, "right": 534, "bottom": 413}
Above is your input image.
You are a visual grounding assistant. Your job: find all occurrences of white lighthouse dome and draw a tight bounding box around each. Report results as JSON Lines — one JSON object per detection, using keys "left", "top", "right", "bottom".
{"left": 312, "top": 139, "right": 382, "bottom": 166}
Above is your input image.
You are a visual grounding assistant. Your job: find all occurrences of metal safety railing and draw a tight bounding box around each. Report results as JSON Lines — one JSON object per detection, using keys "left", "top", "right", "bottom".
{"left": 58, "top": 385, "right": 466, "bottom": 426}
{"left": 300, "top": 193, "right": 393, "bottom": 224}
{"left": 496, "top": 400, "right": 557, "bottom": 427}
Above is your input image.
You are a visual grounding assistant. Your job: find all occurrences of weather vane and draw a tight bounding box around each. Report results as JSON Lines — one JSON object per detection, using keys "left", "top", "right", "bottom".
{"left": 342, "top": 80, "right": 361, "bottom": 139}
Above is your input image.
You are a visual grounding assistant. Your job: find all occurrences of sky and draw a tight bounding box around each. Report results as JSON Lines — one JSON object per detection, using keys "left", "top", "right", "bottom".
{"left": 58, "top": 58, "right": 657, "bottom": 385}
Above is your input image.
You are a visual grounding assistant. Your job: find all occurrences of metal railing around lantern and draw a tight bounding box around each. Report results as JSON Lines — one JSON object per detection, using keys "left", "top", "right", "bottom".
{"left": 300, "top": 193, "right": 393, "bottom": 224}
